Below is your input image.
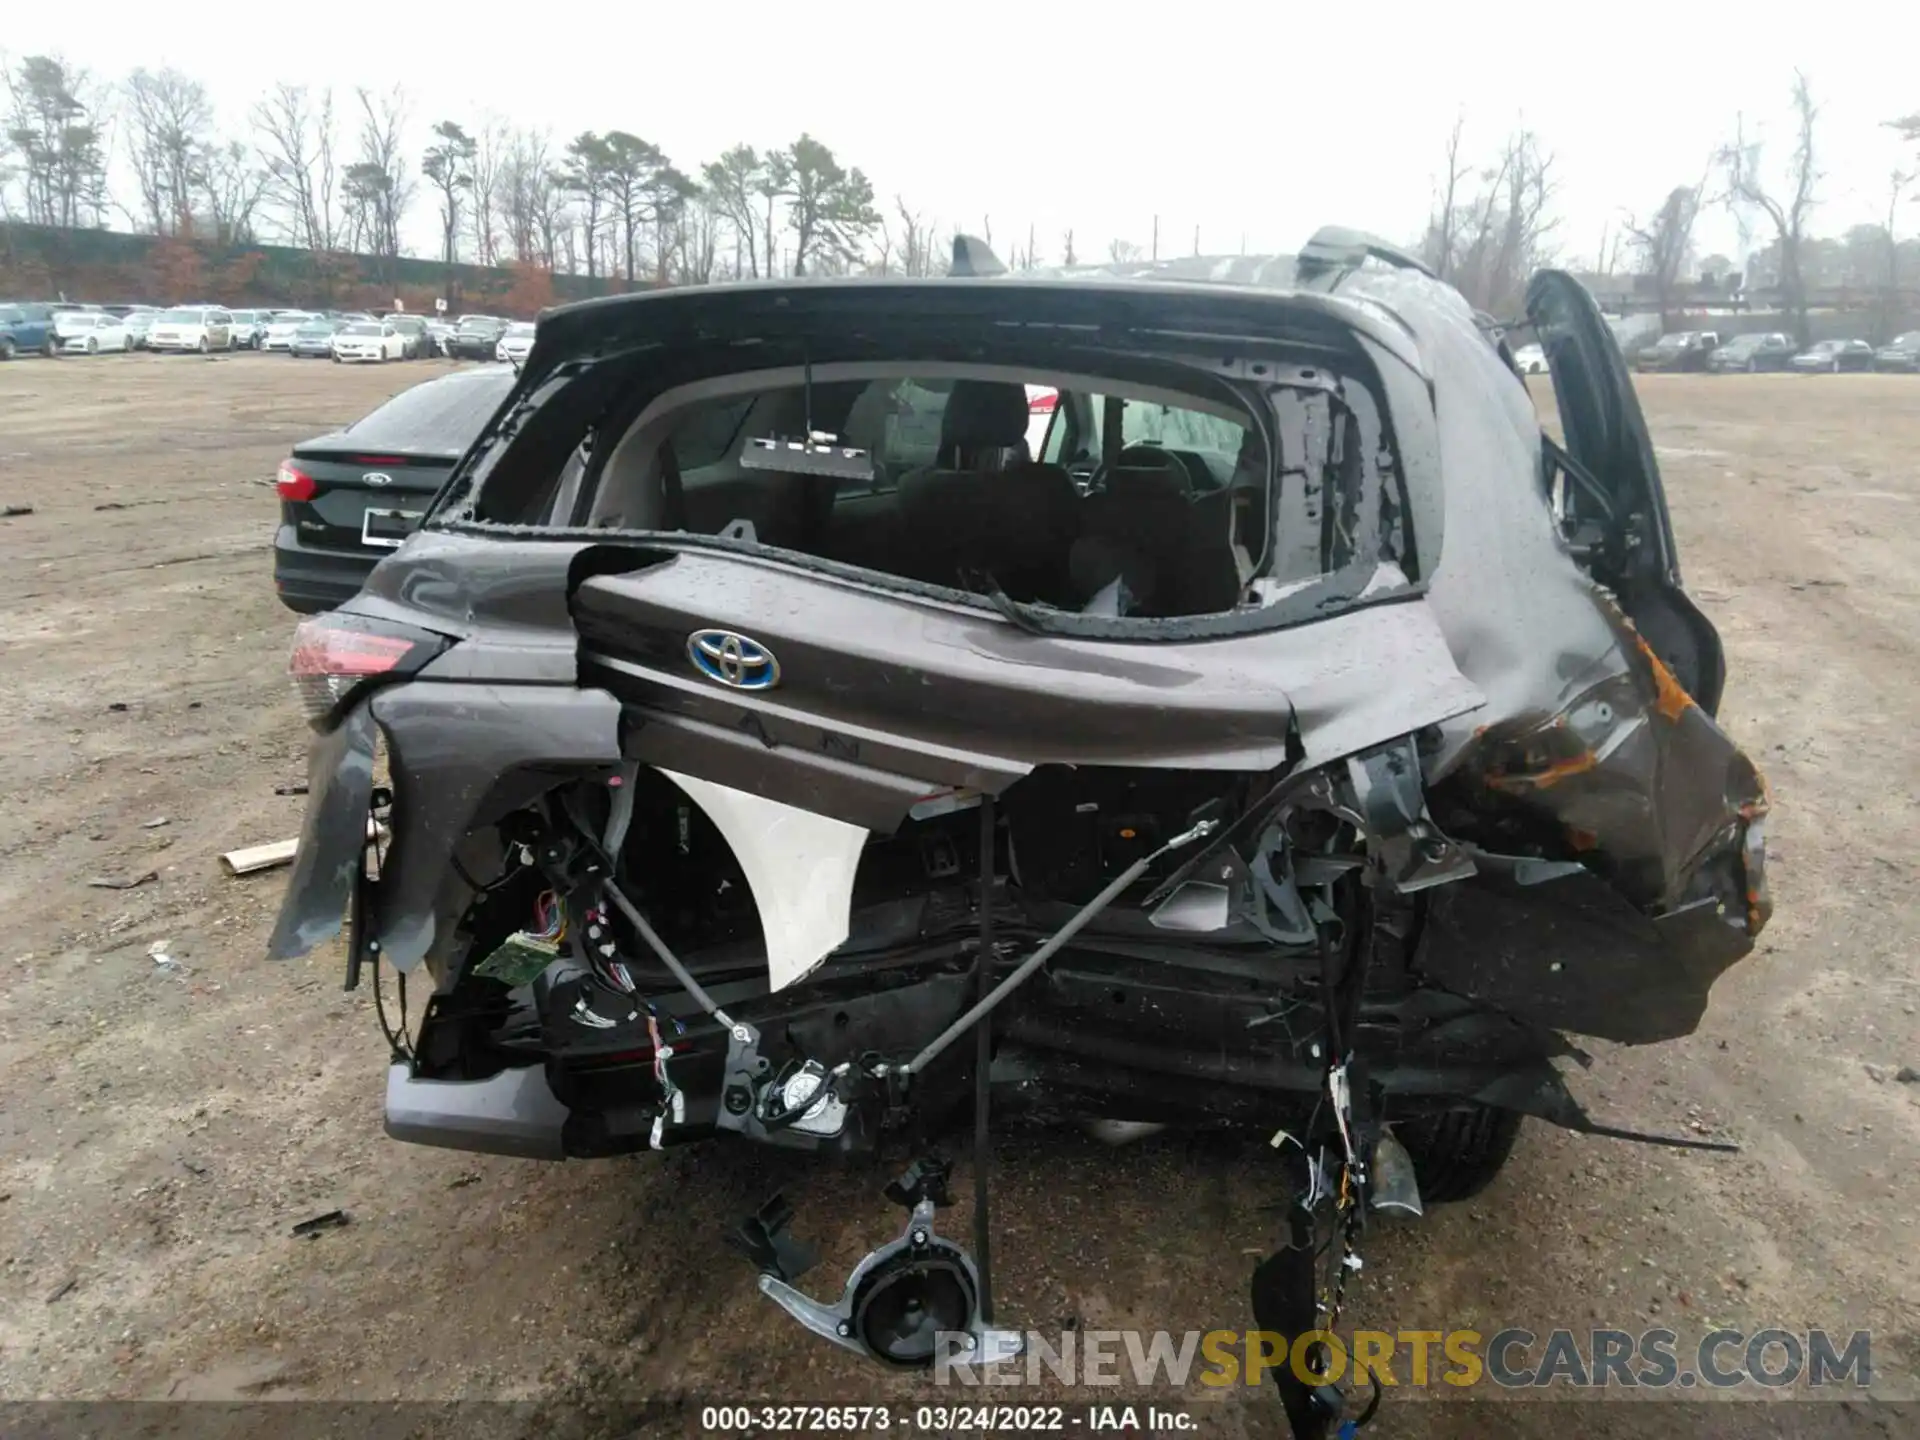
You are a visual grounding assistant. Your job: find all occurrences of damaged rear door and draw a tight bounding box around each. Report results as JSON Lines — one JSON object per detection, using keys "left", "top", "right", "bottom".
{"left": 1525, "top": 269, "right": 1726, "bottom": 714}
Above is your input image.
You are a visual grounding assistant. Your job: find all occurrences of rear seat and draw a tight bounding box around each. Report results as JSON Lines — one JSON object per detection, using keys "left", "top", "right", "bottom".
{"left": 1071, "top": 445, "right": 1242, "bottom": 616}
{"left": 897, "top": 381, "right": 1079, "bottom": 601}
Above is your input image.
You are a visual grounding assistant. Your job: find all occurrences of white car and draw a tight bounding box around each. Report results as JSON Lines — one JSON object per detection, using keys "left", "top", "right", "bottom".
{"left": 263, "top": 311, "right": 318, "bottom": 351}
{"left": 147, "top": 306, "right": 235, "bottom": 353}
{"left": 1512, "top": 343, "right": 1547, "bottom": 375}
{"left": 495, "top": 321, "right": 536, "bottom": 365}
{"left": 54, "top": 311, "right": 132, "bottom": 354}
{"left": 330, "top": 320, "right": 407, "bottom": 363}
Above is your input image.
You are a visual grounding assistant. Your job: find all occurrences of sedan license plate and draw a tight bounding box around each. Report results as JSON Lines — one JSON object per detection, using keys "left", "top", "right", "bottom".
{"left": 361, "top": 508, "right": 422, "bottom": 549}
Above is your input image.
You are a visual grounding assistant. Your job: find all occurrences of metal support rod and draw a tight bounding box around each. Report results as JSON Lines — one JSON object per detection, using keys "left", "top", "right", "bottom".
{"left": 603, "top": 877, "right": 735, "bottom": 1029}
{"left": 905, "top": 818, "right": 1216, "bottom": 1076}
{"left": 973, "top": 792, "right": 996, "bottom": 1322}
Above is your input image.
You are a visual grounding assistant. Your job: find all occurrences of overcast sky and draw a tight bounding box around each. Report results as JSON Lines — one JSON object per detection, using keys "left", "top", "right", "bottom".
{"left": 10, "top": 2, "right": 1916, "bottom": 267}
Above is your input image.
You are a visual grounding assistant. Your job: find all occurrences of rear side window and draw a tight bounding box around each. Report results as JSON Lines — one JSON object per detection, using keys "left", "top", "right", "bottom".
{"left": 668, "top": 396, "right": 754, "bottom": 470}
{"left": 345, "top": 372, "right": 518, "bottom": 453}
{"left": 838, "top": 378, "right": 953, "bottom": 493}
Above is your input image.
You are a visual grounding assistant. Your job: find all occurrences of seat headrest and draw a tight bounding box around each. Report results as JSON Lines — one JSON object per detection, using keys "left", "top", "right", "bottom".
{"left": 939, "top": 381, "right": 1031, "bottom": 452}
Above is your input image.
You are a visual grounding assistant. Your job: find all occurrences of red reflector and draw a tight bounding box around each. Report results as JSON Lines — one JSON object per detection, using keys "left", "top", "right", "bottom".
{"left": 290, "top": 622, "right": 413, "bottom": 678}
{"left": 347, "top": 455, "right": 408, "bottom": 466}
{"left": 276, "top": 460, "right": 316, "bottom": 501}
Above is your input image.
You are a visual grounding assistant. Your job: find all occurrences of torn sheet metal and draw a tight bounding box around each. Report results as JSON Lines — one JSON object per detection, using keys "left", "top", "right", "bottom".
{"left": 659, "top": 768, "right": 868, "bottom": 991}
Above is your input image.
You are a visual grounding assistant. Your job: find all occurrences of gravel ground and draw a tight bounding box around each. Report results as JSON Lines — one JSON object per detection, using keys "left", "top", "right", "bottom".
{"left": 0, "top": 352, "right": 1914, "bottom": 1436}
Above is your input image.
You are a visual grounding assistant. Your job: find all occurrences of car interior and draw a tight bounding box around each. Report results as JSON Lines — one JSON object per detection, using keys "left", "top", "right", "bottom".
{"left": 568, "top": 370, "right": 1274, "bottom": 620}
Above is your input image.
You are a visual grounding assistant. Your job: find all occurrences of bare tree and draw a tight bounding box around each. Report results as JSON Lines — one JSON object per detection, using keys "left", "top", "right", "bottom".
{"left": 498, "top": 127, "right": 556, "bottom": 264}
{"left": 1623, "top": 171, "right": 1709, "bottom": 329}
{"left": 757, "top": 151, "right": 789, "bottom": 276}
{"left": 344, "top": 85, "right": 409, "bottom": 275}
{"left": 1425, "top": 127, "right": 1557, "bottom": 314}
{"left": 468, "top": 114, "right": 506, "bottom": 267}
{"left": 1719, "top": 72, "right": 1822, "bottom": 346}
{"left": 667, "top": 183, "right": 721, "bottom": 284}
{"left": 889, "top": 198, "right": 938, "bottom": 276}
{"left": 202, "top": 140, "right": 265, "bottom": 244}
{"left": 121, "top": 68, "right": 211, "bottom": 234}
{"left": 1107, "top": 238, "right": 1143, "bottom": 264}
{"left": 1877, "top": 169, "right": 1912, "bottom": 342}
{"left": 1061, "top": 228, "right": 1076, "bottom": 266}
{"left": 252, "top": 83, "right": 338, "bottom": 251}
{"left": 701, "top": 144, "right": 765, "bottom": 278}
{"left": 1422, "top": 113, "right": 1470, "bottom": 280}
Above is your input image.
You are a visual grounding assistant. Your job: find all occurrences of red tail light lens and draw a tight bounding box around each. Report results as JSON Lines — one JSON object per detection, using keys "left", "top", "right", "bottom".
{"left": 288, "top": 613, "right": 448, "bottom": 726}
{"left": 276, "top": 461, "right": 316, "bottom": 501}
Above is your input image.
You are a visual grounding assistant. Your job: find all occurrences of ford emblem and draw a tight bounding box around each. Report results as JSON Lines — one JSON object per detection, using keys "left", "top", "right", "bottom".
{"left": 688, "top": 629, "right": 780, "bottom": 690}
{"left": 362, "top": 471, "right": 393, "bottom": 487}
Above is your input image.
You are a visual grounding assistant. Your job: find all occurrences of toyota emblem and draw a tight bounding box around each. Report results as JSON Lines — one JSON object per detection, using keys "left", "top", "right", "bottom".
{"left": 687, "top": 629, "right": 780, "bottom": 690}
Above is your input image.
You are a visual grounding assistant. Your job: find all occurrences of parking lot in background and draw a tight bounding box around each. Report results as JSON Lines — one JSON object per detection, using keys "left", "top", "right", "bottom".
{"left": 0, "top": 355, "right": 1915, "bottom": 1424}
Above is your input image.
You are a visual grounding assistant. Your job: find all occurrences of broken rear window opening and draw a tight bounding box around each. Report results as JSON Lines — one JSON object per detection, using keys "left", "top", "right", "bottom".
{"left": 435, "top": 341, "right": 1422, "bottom": 636}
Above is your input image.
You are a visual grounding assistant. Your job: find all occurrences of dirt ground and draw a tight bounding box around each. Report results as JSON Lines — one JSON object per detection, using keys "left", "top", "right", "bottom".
{"left": 0, "top": 351, "right": 1915, "bottom": 1436}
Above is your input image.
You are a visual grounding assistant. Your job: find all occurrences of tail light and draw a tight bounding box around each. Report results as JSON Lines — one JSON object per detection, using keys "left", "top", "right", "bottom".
{"left": 276, "top": 461, "right": 316, "bottom": 501}
{"left": 289, "top": 612, "right": 448, "bottom": 727}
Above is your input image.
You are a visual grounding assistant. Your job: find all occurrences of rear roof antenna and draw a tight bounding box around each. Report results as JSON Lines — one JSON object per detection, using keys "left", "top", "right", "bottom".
{"left": 949, "top": 235, "right": 1007, "bottom": 278}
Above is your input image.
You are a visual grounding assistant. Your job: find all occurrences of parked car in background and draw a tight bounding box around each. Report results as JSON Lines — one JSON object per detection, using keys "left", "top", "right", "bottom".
{"left": 54, "top": 311, "right": 132, "bottom": 354}
{"left": 445, "top": 314, "right": 507, "bottom": 360}
{"left": 1634, "top": 330, "right": 1720, "bottom": 373}
{"left": 226, "top": 309, "right": 272, "bottom": 348}
{"left": 1511, "top": 342, "right": 1547, "bottom": 374}
{"left": 264, "top": 311, "right": 319, "bottom": 351}
{"left": 272, "top": 364, "right": 518, "bottom": 612}
{"left": 1791, "top": 338, "right": 1874, "bottom": 373}
{"left": 0, "top": 303, "right": 58, "bottom": 358}
{"left": 147, "top": 306, "right": 235, "bottom": 353}
{"left": 425, "top": 319, "right": 454, "bottom": 355}
{"left": 1873, "top": 331, "right": 1920, "bottom": 373}
{"left": 494, "top": 320, "right": 536, "bottom": 365}
{"left": 1707, "top": 332, "right": 1796, "bottom": 373}
{"left": 289, "top": 319, "right": 345, "bottom": 358}
{"left": 330, "top": 320, "right": 408, "bottom": 364}
{"left": 388, "top": 314, "right": 434, "bottom": 359}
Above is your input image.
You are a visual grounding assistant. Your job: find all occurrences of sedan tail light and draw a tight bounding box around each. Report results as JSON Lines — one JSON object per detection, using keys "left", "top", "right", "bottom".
{"left": 276, "top": 461, "right": 316, "bottom": 501}
{"left": 289, "top": 612, "right": 448, "bottom": 727}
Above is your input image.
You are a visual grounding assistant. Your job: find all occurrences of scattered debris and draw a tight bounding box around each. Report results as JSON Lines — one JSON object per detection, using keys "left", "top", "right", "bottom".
{"left": 1897, "top": 1066, "right": 1920, "bottom": 1084}
{"left": 291, "top": 1209, "right": 350, "bottom": 1238}
{"left": 88, "top": 870, "right": 158, "bottom": 890}
{"left": 180, "top": 1159, "right": 208, "bottom": 1177}
{"left": 274, "top": 783, "right": 309, "bottom": 797}
{"left": 148, "top": 939, "right": 189, "bottom": 977}
{"left": 108, "top": 702, "right": 128, "bottom": 712}
{"left": 142, "top": 816, "right": 170, "bottom": 829}
{"left": 222, "top": 837, "right": 298, "bottom": 876}
{"left": 94, "top": 501, "right": 128, "bottom": 511}
{"left": 448, "top": 1172, "right": 482, "bottom": 1190}
{"left": 1865, "top": 1063, "right": 1891, "bottom": 1083}
{"left": 3, "top": 505, "right": 34, "bottom": 518}
{"left": 45, "top": 1277, "right": 76, "bottom": 1304}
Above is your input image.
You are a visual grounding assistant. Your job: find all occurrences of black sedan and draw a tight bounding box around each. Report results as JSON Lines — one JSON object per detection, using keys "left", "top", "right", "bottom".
{"left": 1707, "top": 332, "right": 1796, "bottom": 373}
{"left": 272, "top": 364, "right": 517, "bottom": 613}
{"left": 1790, "top": 339, "right": 1875, "bottom": 373}
{"left": 1873, "top": 331, "right": 1920, "bottom": 373}
{"left": 1633, "top": 330, "right": 1720, "bottom": 373}
{"left": 444, "top": 315, "right": 508, "bottom": 360}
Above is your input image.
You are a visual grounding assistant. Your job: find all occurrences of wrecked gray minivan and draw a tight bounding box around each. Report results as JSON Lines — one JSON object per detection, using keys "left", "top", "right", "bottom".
{"left": 269, "top": 230, "right": 1768, "bottom": 1436}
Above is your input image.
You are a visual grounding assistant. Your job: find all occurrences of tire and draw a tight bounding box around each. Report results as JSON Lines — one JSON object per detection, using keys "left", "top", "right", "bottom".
{"left": 0, "top": 337, "right": 14, "bottom": 361}
{"left": 86, "top": 338, "right": 98, "bottom": 355}
{"left": 198, "top": 336, "right": 209, "bottom": 355}
{"left": 1395, "top": 1106, "right": 1523, "bottom": 1204}
{"left": 1747, "top": 359, "right": 1758, "bottom": 374}
{"left": 1831, "top": 359, "right": 1840, "bottom": 373}
{"left": 43, "top": 335, "right": 59, "bottom": 358}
